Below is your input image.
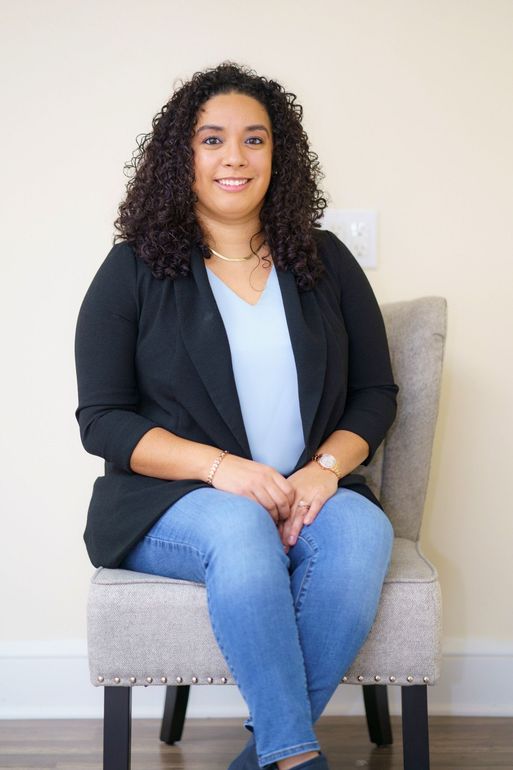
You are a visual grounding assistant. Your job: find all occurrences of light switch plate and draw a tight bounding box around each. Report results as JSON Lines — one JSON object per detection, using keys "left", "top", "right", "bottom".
{"left": 320, "top": 208, "right": 378, "bottom": 269}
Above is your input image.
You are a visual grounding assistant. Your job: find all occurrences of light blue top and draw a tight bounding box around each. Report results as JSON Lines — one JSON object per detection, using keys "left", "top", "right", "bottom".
{"left": 205, "top": 263, "right": 305, "bottom": 475}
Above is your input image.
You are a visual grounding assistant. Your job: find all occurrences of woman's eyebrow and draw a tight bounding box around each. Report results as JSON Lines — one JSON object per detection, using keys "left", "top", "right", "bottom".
{"left": 195, "top": 124, "right": 223, "bottom": 134}
{"left": 246, "top": 124, "right": 270, "bottom": 135}
{"left": 195, "top": 124, "right": 270, "bottom": 136}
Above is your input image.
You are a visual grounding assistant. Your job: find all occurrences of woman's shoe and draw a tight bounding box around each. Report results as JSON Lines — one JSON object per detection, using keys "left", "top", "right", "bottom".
{"left": 227, "top": 734, "right": 259, "bottom": 770}
{"left": 228, "top": 738, "right": 329, "bottom": 770}
{"left": 227, "top": 733, "right": 276, "bottom": 769}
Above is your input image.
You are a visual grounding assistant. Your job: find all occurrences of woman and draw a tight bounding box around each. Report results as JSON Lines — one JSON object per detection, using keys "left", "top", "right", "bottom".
{"left": 74, "top": 61, "right": 398, "bottom": 770}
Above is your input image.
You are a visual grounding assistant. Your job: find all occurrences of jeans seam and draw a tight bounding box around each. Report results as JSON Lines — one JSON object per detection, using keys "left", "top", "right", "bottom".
{"left": 203, "top": 578, "right": 252, "bottom": 722}
{"left": 293, "top": 533, "right": 318, "bottom": 617}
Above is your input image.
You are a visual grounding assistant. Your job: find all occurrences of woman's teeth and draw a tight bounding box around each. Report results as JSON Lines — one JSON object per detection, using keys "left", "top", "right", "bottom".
{"left": 216, "top": 178, "right": 249, "bottom": 187}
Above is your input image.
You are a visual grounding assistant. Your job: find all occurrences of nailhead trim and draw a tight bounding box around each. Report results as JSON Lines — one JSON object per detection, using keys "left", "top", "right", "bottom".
{"left": 333, "top": 673, "right": 433, "bottom": 684}
{"left": 94, "top": 672, "right": 434, "bottom": 687}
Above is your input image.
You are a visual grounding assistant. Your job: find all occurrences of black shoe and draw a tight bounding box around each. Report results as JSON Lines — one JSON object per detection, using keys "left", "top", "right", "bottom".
{"left": 227, "top": 733, "right": 276, "bottom": 769}
{"left": 228, "top": 737, "right": 329, "bottom": 770}
{"left": 227, "top": 735, "right": 256, "bottom": 770}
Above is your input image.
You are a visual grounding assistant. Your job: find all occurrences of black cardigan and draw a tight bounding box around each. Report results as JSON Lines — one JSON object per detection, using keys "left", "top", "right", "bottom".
{"left": 74, "top": 229, "right": 399, "bottom": 567}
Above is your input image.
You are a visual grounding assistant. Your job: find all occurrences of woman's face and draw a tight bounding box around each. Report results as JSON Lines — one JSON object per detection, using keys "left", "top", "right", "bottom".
{"left": 191, "top": 91, "right": 273, "bottom": 225}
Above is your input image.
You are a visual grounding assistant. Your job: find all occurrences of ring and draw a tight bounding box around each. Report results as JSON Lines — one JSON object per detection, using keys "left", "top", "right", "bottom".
{"left": 297, "top": 500, "right": 311, "bottom": 510}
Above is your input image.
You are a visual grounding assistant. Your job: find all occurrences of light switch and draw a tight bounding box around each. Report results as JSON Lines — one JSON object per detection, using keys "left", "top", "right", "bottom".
{"left": 320, "top": 208, "right": 378, "bottom": 269}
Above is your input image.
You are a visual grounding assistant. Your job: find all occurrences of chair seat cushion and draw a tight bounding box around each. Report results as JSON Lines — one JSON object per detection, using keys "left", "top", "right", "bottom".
{"left": 87, "top": 538, "right": 441, "bottom": 687}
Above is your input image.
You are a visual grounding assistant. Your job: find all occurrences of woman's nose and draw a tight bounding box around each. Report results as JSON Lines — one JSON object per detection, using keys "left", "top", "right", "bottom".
{"left": 221, "top": 140, "right": 248, "bottom": 167}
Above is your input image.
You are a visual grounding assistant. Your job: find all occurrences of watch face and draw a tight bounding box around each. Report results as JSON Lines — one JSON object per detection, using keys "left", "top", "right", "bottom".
{"left": 319, "top": 454, "right": 336, "bottom": 469}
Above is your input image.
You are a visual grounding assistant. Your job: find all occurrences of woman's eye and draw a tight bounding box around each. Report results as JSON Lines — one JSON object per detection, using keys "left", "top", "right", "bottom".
{"left": 201, "top": 136, "right": 264, "bottom": 146}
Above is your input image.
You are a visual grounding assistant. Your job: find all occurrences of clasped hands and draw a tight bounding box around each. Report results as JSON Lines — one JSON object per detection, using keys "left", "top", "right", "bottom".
{"left": 212, "top": 455, "right": 339, "bottom": 553}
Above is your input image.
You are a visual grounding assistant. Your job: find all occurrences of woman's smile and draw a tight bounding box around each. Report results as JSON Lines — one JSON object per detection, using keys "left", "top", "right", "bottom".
{"left": 215, "top": 177, "right": 252, "bottom": 191}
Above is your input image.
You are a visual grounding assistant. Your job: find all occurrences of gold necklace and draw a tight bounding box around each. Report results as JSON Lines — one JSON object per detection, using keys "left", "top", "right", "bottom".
{"left": 207, "top": 242, "right": 271, "bottom": 293}
{"left": 209, "top": 247, "right": 255, "bottom": 262}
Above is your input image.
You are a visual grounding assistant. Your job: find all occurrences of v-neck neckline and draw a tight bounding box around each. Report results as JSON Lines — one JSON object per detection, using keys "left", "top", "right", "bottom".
{"left": 205, "top": 262, "right": 275, "bottom": 307}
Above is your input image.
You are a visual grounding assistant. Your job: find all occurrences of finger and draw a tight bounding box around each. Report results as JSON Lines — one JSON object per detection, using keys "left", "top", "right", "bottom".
{"left": 287, "top": 513, "right": 307, "bottom": 546}
{"left": 303, "top": 498, "right": 324, "bottom": 525}
{"left": 280, "top": 495, "right": 308, "bottom": 541}
{"left": 269, "top": 478, "right": 294, "bottom": 519}
{"left": 267, "top": 484, "right": 292, "bottom": 521}
{"left": 279, "top": 517, "right": 293, "bottom": 546}
{"left": 273, "top": 473, "right": 295, "bottom": 507}
{"left": 282, "top": 506, "right": 307, "bottom": 546}
{"left": 278, "top": 522, "right": 290, "bottom": 553}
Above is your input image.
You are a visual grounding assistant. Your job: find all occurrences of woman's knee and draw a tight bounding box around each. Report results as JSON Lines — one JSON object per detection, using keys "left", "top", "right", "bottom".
{"left": 197, "top": 490, "right": 286, "bottom": 566}
{"left": 206, "top": 491, "right": 275, "bottom": 536}
{"left": 304, "top": 490, "right": 393, "bottom": 574}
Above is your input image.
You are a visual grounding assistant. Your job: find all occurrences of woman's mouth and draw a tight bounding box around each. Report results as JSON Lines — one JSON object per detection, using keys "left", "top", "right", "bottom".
{"left": 215, "top": 178, "right": 251, "bottom": 191}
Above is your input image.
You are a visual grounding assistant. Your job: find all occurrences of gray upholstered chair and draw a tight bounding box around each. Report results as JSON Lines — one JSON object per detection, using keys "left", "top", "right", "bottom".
{"left": 87, "top": 296, "right": 447, "bottom": 770}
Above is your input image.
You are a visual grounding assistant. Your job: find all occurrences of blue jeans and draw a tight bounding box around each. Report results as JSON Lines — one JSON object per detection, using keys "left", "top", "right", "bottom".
{"left": 119, "top": 486, "right": 393, "bottom": 767}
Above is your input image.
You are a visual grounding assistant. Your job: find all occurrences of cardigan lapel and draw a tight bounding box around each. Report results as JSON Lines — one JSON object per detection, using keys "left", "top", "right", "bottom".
{"left": 174, "top": 245, "right": 327, "bottom": 466}
{"left": 276, "top": 267, "right": 327, "bottom": 467}
{"left": 174, "top": 244, "right": 252, "bottom": 458}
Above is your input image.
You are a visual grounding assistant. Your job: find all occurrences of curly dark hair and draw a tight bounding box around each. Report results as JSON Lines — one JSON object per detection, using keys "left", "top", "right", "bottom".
{"left": 114, "top": 61, "right": 328, "bottom": 290}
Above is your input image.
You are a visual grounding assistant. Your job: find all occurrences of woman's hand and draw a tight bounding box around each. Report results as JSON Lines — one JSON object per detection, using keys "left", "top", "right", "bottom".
{"left": 279, "top": 463, "right": 339, "bottom": 552}
{"left": 212, "top": 454, "right": 295, "bottom": 525}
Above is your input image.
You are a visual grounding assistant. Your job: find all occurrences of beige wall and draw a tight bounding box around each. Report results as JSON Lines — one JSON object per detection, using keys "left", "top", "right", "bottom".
{"left": 2, "top": 0, "right": 512, "bottom": 663}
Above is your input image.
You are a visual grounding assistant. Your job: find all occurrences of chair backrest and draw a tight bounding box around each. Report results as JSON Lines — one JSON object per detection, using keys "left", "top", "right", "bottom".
{"left": 357, "top": 296, "right": 448, "bottom": 541}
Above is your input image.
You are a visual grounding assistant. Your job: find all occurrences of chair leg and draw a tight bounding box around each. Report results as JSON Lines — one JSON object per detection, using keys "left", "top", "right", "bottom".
{"left": 362, "top": 684, "right": 393, "bottom": 746}
{"left": 104, "top": 686, "right": 132, "bottom": 770}
{"left": 160, "top": 685, "right": 190, "bottom": 744}
{"left": 401, "top": 685, "right": 430, "bottom": 770}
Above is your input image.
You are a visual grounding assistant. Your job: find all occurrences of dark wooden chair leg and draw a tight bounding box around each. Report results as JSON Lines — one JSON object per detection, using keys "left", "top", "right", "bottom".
{"left": 401, "top": 685, "right": 430, "bottom": 770}
{"left": 362, "top": 684, "right": 393, "bottom": 746}
{"left": 160, "top": 685, "right": 191, "bottom": 744}
{"left": 104, "top": 686, "right": 131, "bottom": 770}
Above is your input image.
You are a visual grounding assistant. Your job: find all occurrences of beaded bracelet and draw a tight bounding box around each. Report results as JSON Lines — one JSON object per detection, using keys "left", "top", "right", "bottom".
{"left": 206, "top": 449, "right": 229, "bottom": 486}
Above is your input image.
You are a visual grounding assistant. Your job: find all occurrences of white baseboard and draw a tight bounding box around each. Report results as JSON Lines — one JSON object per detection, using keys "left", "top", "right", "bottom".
{"left": 0, "top": 639, "right": 511, "bottom": 719}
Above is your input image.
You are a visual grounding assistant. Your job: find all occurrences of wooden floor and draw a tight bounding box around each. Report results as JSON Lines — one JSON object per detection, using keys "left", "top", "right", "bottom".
{"left": 0, "top": 716, "right": 512, "bottom": 770}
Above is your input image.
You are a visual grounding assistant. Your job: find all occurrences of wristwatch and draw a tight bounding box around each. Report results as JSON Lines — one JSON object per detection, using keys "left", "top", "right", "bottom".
{"left": 312, "top": 453, "right": 342, "bottom": 479}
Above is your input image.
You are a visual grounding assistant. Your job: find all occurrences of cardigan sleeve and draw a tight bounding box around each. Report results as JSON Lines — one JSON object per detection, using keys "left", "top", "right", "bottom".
{"left": 74, "top": 242, "right": 159, "bottom": 472}
{"left": 326, "top": 231, "right": 399, "bottom": 465}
